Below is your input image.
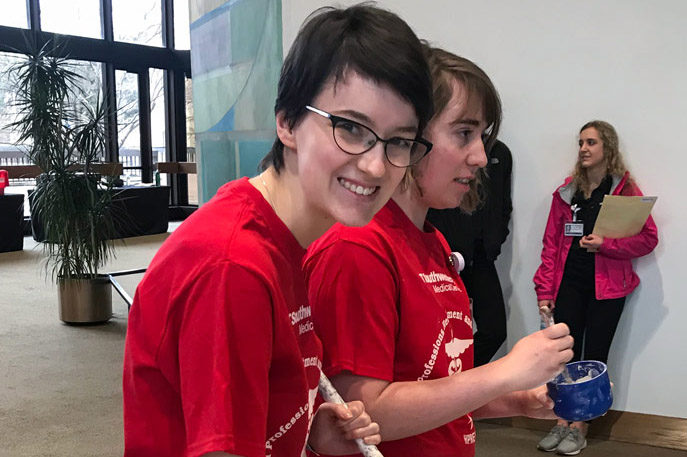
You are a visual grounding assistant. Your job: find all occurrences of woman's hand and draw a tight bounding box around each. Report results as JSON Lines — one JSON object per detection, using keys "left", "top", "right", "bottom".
{"left": 580, "top": 234, "right": 604, "bottom": 252}
{"left": 308, "top": 401, "right": 381, "bottom": 455}
{"left": 538, "top": 299, "right": 555, "bottom": 314}
{"left": 499, "top": 323, "right": 574, "bottom": 392}
{"left": 517, "top": 386, "right": 558, "bottom": 420}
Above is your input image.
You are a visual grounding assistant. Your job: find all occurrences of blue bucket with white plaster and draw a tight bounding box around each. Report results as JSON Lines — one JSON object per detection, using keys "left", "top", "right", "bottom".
{"left": 546, "top": 360, "right": 613, "bottom": 422}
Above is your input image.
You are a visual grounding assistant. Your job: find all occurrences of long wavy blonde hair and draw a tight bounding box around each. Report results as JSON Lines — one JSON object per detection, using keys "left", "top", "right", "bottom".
{"left": 573, "top": 120, "right": 630, "bottom": 196}
{"left": 401, "top": 43, "right": 502, "bottom": 212}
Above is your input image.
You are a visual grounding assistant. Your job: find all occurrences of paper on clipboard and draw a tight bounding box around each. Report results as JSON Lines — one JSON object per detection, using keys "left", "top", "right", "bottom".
{"left": 592, "top": 195, "right": 657, "bottom": 238}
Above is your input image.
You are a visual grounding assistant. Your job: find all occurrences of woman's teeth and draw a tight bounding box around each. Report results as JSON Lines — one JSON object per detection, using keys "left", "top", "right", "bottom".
{"left": 339, "top": 178, "right": 376, "bottom": 196}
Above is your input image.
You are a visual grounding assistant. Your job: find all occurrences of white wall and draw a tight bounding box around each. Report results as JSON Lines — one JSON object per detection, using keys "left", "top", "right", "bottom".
{"left": 283, "top": 0, "right": 687, "bottom": 418}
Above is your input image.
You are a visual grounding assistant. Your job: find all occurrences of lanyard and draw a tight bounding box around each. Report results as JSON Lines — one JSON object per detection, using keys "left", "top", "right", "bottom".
{"left": 571, "top": 204, "right": 581, "bottom": 222}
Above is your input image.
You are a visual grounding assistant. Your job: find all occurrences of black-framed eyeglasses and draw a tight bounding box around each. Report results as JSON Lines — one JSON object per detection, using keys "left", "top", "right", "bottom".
{"left": 305, "top": 105, "right": 432, "bottom": 168}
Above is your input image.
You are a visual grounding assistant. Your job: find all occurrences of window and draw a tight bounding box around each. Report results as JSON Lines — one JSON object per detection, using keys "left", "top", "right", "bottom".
{"left": 0, "top": 52, "right": 23, "bottom": 146}
{"left": 41, "top": 0, "right": 102, "bottom": 39}
{"left": 113, "top": 0, "right": 163, "bottom": 47}
{"left": 0, "top": 52, "right": 31, "bottom": 215}
{"left": 150, "top": 68, "right": 166, "bottom": 184}
{"left": 1, "top": 0, "right": 192, "bottom": 210}
{"left": 185, "top": 77, "right": 197, "bottom": 204}
{"left": 174, "top": 0, "right": 191, "bottom": 50}
{"left": 0, "top": 1, "right": 28, "bottom": 28}
{"left": 116, "top": 70, "right": 141, "bottom": 184}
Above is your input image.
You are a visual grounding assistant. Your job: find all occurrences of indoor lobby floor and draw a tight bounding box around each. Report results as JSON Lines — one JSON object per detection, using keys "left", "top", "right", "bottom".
{"left": 1, "top": 227, "right": 684, "bottom": 456}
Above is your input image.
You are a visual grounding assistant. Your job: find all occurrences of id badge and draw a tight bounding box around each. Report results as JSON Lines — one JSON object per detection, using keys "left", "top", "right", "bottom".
{"left": 564, "top": 221, "right": 584, "bottom": 236}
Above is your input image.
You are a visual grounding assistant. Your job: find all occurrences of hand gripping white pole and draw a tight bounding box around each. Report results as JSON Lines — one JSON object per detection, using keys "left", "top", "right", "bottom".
{"left": 318, "top": 372, "right": 384, "bottom": 457}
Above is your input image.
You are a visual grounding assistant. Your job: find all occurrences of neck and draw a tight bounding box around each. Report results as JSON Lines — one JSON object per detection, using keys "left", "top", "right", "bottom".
{"left": 391, "top": 184, "right": 429, "bottom": 230}
{"left": 586, "top": 163, "right": 607, "bottom": 189}
{"left": 251, "top": 164, "right": 334, "bottom": 249}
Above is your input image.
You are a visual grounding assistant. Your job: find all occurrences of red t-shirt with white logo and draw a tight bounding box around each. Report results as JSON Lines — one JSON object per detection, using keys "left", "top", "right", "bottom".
{"left": 304, "top": 199, "right": 475, "bottom": 457}
{"left": 123, "top": 178, "right": 322, "bottom": 457}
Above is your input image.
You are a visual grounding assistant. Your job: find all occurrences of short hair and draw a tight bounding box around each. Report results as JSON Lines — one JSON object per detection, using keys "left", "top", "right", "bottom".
{"left": 573, "top": 120, "right": 629, "bottom": 193}
{"left": 406, "top": 43, "right": 503, "bottom": 212}
{"left": 260, "top": 3, "right": 433, "bottom": 172}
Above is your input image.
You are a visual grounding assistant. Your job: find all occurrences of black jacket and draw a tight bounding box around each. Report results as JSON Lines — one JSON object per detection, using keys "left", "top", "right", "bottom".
{"left": 427, "top": 140, "right": 513, "bottom": 264}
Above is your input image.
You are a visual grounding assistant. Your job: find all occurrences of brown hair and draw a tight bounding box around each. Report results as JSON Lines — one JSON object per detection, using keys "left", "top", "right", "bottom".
{"left": 259, "top": 3, "right": 433, "bottom": 173}
{"left": 403, "top": 43, "right": 502, "bottom": 212}
{"left": 573, "top": 120, "right": 630, "bottom": 195}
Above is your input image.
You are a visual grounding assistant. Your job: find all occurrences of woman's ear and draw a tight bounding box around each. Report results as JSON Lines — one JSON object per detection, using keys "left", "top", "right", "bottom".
{"left": 276, "top": 111, "right": 297, "bottom": 149}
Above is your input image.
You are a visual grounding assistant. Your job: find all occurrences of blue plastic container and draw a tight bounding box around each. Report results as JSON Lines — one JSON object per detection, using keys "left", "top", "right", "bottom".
{"left": 546, "top": 360, "right": 613, "bottom": 422}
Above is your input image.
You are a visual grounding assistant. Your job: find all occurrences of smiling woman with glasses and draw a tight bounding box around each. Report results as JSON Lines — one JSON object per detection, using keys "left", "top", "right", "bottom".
{"left": 305, "top": 105, "right": 432, "bottom": 168}
{"left": 122, "top": 4, "right": 434, "bottom": 457}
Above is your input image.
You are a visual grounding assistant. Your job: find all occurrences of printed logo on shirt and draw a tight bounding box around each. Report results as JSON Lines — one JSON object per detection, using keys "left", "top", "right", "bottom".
{"left": 290, "top": 305, "right": 314, "bottom": 335}
{"left": 418, "top": 311, "right": 474, "bottom": 381}
{"left": 265, "top": 385, "right": 319, "bottom": 457}
{"left": 300, "top": 386, "right": 319, "bottom": 457}
{"left": 464, "top": 414, "right": 476, "bottom": 443}
{"left": 303, "top": 356, "right": 322, "bottom": 371}
{"left": 418, "top": 271, "right": 462, "bottom": 293}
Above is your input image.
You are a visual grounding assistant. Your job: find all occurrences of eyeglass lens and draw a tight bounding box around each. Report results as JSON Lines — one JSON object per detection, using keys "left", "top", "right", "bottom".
{"left": 332, "top": 121, "right": 427, "bottom": 167}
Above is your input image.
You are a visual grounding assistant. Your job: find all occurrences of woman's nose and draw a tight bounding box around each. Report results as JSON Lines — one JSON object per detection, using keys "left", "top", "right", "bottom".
{"left": 469, "top": 140, "right": 488, "bottom": 168}
{"left": 356, "top": 142, "right": 387, "bottom": 178}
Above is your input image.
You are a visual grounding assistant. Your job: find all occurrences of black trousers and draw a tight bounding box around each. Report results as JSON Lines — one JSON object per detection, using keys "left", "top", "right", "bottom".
{"left": 553, "top": 276, "right": 626, "bottom": 364}
{"left": 461, "top": 258, "right": 507, "bottom": 367}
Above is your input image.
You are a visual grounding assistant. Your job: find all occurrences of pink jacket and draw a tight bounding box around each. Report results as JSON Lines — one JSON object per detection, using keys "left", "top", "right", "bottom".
{"left": 533, "top": 172, "right": 658, "bottom": 301}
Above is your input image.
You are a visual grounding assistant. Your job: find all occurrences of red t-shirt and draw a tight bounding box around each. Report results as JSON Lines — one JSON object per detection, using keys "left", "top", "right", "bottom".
{"left": 123, "top": 178, "right": 322, "bottom": 457}
{"left": 304, "top": 199, "right": 475, "bottom": 457}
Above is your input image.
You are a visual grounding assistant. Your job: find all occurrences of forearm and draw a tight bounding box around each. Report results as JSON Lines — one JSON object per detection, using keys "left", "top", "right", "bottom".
{"left": 472, "top": 391, "right": 528, "bottom": 419}
{"left": 336, "top": 358, "right": 513, "bottom": 441}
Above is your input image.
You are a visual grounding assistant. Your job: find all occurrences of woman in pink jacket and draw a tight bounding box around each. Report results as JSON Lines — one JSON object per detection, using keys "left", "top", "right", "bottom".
{"left": 533, "top": 120, "right": 658, "bottom": 455}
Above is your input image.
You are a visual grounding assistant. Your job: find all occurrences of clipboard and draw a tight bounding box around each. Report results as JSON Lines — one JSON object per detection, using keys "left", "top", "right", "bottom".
{"left": 592, "top": 195, "right": 657, "bottom": 238}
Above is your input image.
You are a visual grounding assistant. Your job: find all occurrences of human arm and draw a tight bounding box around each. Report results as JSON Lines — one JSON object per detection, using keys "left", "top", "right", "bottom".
{"left": 597, "top": 215, "right": 658, "bottom": 259}
{"left": 329, "top": 324, "right": 573, "bottom": 441}
{"left": 175, "top": 263, "right": 274, "bottom": 457}
{"left": 596, "top": 180, "right": 658, "bottom": 259}
{"left": 472, "top": 385, "right": 556, "bottom": 420}
{"left": 533, "top": 194, "right": 565, "bottom": 301}
{"left": 499, "top": 142, "right": 513, "bottom": 244}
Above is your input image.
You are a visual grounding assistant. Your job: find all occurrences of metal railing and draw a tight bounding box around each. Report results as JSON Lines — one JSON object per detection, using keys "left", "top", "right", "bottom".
{"left": 1, "top": 144, "right": 196, "bottom": 187}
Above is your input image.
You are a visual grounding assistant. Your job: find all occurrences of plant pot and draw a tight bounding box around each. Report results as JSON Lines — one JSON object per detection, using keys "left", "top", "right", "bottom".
{"left": 58, "top": 276, "right": 112, "bottom": 324}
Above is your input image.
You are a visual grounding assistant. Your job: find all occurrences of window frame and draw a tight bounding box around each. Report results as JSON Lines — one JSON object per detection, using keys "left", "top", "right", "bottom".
{"left": 0, "top": 0, "right": 193, "bottom": 208}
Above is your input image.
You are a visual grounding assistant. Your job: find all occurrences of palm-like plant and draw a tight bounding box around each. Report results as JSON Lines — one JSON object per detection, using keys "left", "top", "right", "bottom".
{"left": 7, "top": 41, "right": 119, "bottom": 281}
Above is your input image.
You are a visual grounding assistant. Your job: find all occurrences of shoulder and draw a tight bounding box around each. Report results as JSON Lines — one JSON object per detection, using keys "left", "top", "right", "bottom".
{"left": 552, "top": 176, "right": 575, "bottom": 198}
{"left": 616, "top": 172, "right": 643, "bottom": 195}
{"left": 307, "top": 221, "right": 393, "bottom": 265}
{"left": 150, "top": 181, "right": 288, "bottom": 285}
{"left": 559, "top": 176, "right": 574, "bottom": 189}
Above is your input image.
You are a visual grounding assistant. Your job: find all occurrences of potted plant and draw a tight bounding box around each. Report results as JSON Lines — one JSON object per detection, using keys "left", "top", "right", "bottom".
{"left": 7, "top": 40, "right": 120, "bottom": 323}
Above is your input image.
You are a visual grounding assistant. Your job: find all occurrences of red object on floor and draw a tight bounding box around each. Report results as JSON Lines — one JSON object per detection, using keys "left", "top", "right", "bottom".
{"left": 0, "top": 169, "right": 9, "bottom": 195}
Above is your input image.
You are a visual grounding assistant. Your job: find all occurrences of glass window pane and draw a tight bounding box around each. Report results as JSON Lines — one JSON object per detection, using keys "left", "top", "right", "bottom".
{"left": 174, "top": 0, "right": 190, "bottom": 50}
{"left": 40, "top": 0, "right": 102, "bottom": 39}
{"left": 71, "top": 61, "right": 106, "bottom": 162}
{"left": 1, "top": 53, "right": 24, "bottom": 146}
{"left": 150, "top": 69, "right": 166, "bottom": 184}
{"left": 113, "top": 0, "right": 163, "bottom": 47}
{"left": 1, "top": 52, "right": 32, "bottom": 215}
{"left": 185, "top": 77, "right": 197, "bottom": 204}
{"left": 0, "top": 1, "right": 28, "bottom": 28}
{"left": 116, "top": 70, "right": 141, "bottom": 184}
{"left": 1, "top": 56, "right": 103, "bottom": 216}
